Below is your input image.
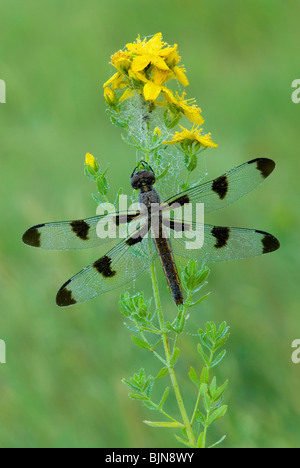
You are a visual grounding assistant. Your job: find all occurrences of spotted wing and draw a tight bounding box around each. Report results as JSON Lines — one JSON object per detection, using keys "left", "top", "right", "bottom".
{"left": 164, "top": 221, "right": 280, "bottom": 263}
{"left": 22, "top": 210, "right": 141, "bottom": 250}
{"left": 163, "top": 158, "right": 275, "bottom": 214}
{"left": 56, "top": 229, "right": 156, "bottom": 307}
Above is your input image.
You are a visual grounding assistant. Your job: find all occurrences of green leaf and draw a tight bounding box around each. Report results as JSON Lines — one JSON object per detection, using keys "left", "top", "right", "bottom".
{"left": 197, "top": 343, "right": 210, "bottom": 366}
{"left": 206, "top": 405, "right": 228, "bottom": 426}
{"left": 158, "top": 387, "right": 169, "bottom": 410}
{"left": 174, "top": 435, "right": 193, "bottom": 448}
{"left": 213, "top": 335, "right": 230, "bottom": 352}
{"left": 198, "top": 330, "right": 213, "bottom": 351}
{"left": 203, "top": 390, "right": 212, "bottom": 412}
{"left": 188, "top": 366, "right": 199, "bottom": 387}
{"left": 210, "top": 380, "right": 228, "bottom": 402}
{"left": 155, "top": 367, "right": 169, "bottom": 379}
{"left": 142, "top": 400, "right": 158, "bottom": 410}
{"left": 143, "top": 376, "right": 154, "bottom": 397}
{"left": 197, "top": 431, "right": 204, "bottom": 448}
{"left": 156, "top": 163, "right": 171, "bottom": 181}
{"left": 128, "top": 393, "right": 148, "bottom": 401}
{"left": 200, "top": 367, "right": 209, "bottom": 385}
{"left": 206, "top": 322, "right": 217, "bottom": 342}
{"left": 169, "top": 347, "right": 180, "bottom": 366}
{"left": 110, "top": 115, "right": 127, "bottom": 128}
{"left": 208, "top": 435, "right": 226, "bottom": 448}
{"left": 131, "top": 336, "right": 152, "bottom": 351}
{"left": 211, "top": 350, "right": 226, "bottom": 368}
{"left": 209, "top": 376, "right": 217, "bottom": 396}
{"left": 121, "top": 378, "right": 141, "bottom": 392}
{"left": 216, "top": 321, "right": 228, "bottom": 339}
{"left": 195, "top": 410, "right": 206, "bottom": 426}
{"left": 190, "top": 293, "right": 211, "bottom": 308}
{"left": 143, "top": 420, "right": 185, "bottom": 428}
{"left": 173, "top": 307, "right": 186, "bottom": 333}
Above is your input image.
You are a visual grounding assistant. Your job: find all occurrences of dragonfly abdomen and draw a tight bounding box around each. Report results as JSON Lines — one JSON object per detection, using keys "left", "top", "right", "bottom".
{"left": 154, "top": 236, "right": 184, "bottom": 306}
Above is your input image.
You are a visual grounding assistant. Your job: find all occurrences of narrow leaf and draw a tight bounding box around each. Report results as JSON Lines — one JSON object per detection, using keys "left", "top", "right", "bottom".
{"left": 208, "top": 435, "right": 226, "bottom": 448}
{"left": 155, "top": 367, "right": 169, "bottom": 379}
{"left": 197, "top": 431, "right": 205, "bottom": 448}
{"left": 200, "top": 367, "right": 209, "bottom": 384}
{"left": 174, "top": 435, "right": 193, "bottom": 448}
{"left": 143, "top": 420, "right": 184, "bottom": 428}
{"left": 131, "top": 336, "right": 152, "bottom": 351}
{"left": 195, "top": 410, "right": 206, "bottom": 426}
{"left": 169, "top": 347, "right": 180, "bottom": 366}
{"left": 129, "top": 393, "right": 148, "bottom": 401}
{"left": 158, "top": 387, "right": 169, "bottom": 410}
{"left": 197, "top": 343, "right": 210, "bottom": 366}
{"left": 211, "top": 350, "right": 226, "bottom": 368}
{"left": 188, "top": 366, "right": 200, "bottom": 387}
{"left": 206, "top": 405, "right": 228, "bottom": 426}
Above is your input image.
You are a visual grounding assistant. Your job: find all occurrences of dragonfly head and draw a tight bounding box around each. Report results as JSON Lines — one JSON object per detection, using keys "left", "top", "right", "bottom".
{"left": 131, "top": 161, "right": 156, "bottom": 190}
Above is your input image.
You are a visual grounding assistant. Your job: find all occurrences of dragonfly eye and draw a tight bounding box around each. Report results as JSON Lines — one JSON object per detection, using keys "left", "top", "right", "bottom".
{"left": 131, "top": 170, "right": 156, "bottom": 189}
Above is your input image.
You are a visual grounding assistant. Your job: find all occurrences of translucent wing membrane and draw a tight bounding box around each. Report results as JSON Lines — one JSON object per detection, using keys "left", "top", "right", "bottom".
{"left": 22, "top": 211, "right": 141, "bottom": 250}
{"left": 166, "top": 222, "right": 280, "bottom": 263}
{"left": 164, "top": 158, "right": 275, "bottom": 214}
{"left": 56, "top": 233, "right": 157, "bottom": 307}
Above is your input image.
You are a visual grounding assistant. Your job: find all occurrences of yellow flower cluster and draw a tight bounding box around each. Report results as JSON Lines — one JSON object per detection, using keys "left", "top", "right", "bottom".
{"left": 163, "top": 125, "right": 218, "bottom": 148}
{"left": 104, "top": 33, "right": 188, "bottom": 101}
{"left": 103, "top": 33, "right": 217, "bottom": 149}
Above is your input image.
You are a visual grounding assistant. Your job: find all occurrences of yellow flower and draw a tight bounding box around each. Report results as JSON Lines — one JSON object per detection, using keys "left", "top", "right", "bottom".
{"left": 103, "top": 51, "right": 131, "bottom": 90}
{"left": 163, "top": 126, "right": 218, "bottom": 148}
{"left": 103, "top": 87, "right": 115, "bottom": 105}
{"left": 119, "top": 88, "right": 135, "bottom": 102}
{"left": 127, "top": 33, "right": 171, "bottom": 72}
{"left": 103, "top": 71, "right": 126, "bottom": 90}
{"left": 142, "top": 67, "right": 174, "bottom": 101}
{"left": 162, "top": 90, "right": 204, "bottom": 125}
{"left": 153, "top": 126, "right": 162, "bottom": 137}
{"left": 85, "top": 153, "right": 99, "bottom": 171}
{"left": 160, "top": 44, "right": 180, "bottom": 68}
{"left": 172, "top": 66, "right": 189, "bottom": 86}
{"left": 111, "top": 50, "right": 131, "bottom": 74}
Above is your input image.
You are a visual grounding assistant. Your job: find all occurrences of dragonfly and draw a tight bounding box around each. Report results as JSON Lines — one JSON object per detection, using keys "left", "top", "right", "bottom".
{"left": 22, "top": 158, "right": 280, "bottom": 307}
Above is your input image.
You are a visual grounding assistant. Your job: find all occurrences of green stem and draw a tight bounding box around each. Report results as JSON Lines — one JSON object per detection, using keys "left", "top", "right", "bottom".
{"left": 191, "top": 346, "right": 214, "bottom": 447}
{"left": 150, "top": 262, "right": 196, "bottom": 447}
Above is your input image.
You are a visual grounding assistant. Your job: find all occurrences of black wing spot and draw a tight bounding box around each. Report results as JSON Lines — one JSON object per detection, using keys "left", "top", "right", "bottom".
{"left": 56, "top": 280, "right": 77, "bottom": 307}
{"left": 212, "top": 175, "right": 229, "bottom": 200}
{"left": 93, "top": 255, "right": 116, "bottom": 278}
{"left": 114, "top": 212, "right": 140, "bottom": 226}
{"left": 126, "top": 235, "right": 145, "bottom": 246}
{"left": 170, "top": 194, "right": 190, "bottom": 206}
{"left": 211, "top": 226, "right": 231, "bottom": 248}
{"left": 249, "top": 158, "right": 275, "bottom": 178}
{"left": 256, "top": 230, "right": 280, "bottom": 253}
{"left": 165, "top": 219, "right": 191, "bottom": 232}
{"left": 70, "top": 220, "right": 90, "bottom": 240}
{"left": 22, "top": 224, "right": 45, "bottom": 247}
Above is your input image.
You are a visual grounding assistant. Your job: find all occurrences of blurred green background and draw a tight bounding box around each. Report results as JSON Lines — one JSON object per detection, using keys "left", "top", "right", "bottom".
{"left": 0, "top": 0, "right": 299, "bottom": 448}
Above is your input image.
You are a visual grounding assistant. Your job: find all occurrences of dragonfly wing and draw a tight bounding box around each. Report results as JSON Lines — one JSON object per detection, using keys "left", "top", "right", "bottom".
{"left": 56, "top": 232, "right": 156, "bottom": 307}
{"left": 166, "top": 222, "right": 280, "bottom": 263}
{"left": 22, "top": 210, "right": 141, "bottom": 250}
{"left": 164, "top": 158, "right": 275, "bottom": 214}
